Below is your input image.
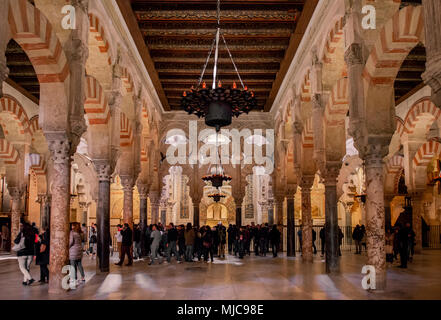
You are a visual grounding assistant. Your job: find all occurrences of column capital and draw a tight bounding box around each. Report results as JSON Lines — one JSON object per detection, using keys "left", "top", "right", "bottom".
{"left": 94, "top": 160, "right": 112, "bottom": 182}
{"left": 344, "top": 43, "right": 364, "bottom": 66}
{"left": 148, "top": 190, "right": 160, "bottom": 205}
{"left": 322, "top": 162, "right": 341, "bottom": 187}
{"left": 8, "top": 187, "right": 24, "bottom": 201}
{"left": 299, "top": 174, "right": 315, "bottom": 190}
{"left": 120, "top": 175, "right": 135, "bottom": 192}
{"left": 46, "top": 135, "right": 72, "bottom": 164}
{"left": 137, "top": 183, "right": 150, "bottom": 200}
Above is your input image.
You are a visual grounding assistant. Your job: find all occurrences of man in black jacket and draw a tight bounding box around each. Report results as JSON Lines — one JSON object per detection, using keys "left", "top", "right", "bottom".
{"left": 166, "top": 223, "right": 181, "bottom": 263}
{"left": 133, "top": 224, "right": 141, "bottom": 260}
{"left": 115, "top": 223, "right": 133, "bottom": 266}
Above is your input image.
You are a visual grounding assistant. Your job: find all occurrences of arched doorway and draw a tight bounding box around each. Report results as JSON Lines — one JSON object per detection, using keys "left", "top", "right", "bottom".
{"left": 206, "top": 203, "right": 229, "bottom": 227}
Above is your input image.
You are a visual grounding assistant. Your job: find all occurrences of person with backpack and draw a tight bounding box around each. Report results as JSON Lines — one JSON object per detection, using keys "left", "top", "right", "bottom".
{"left": 13, "top": 222, "right": 35, "bottom": 286}
{"left": 269, "top": 224, "right": 281, "bottom": 257}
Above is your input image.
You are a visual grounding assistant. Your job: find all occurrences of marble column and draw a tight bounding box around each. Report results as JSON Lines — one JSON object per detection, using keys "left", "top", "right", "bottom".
{"left": 422, "top": 0, "right": 441, "bottom": 107}
{"left": 411, "top": 194, "right": 423, "bottom": 254}
{"left": 47, "top": 137, "right": 72, "bottom": 294}
{"left": 286, "top": 195, "right": 295, "bottom": 257}
{"left": 323, "top": 165, "right": 340, "bottom": 274}
{"left": 267, "top": 200, "right": 274, "bottom": 226}
{"left": 8, "top": 187, "right": 23, "bottom": 245}
{"left": 37, "top": 194, "right": 46, "bottom": 229}
{"left": 235, "top": 198, "right": 243, "bottom": 227}
{"left": 121, "top": 176, "right": 134, "bottom": 228}
{"left": 300, "top": 176, "right": 314, "bottom": 263}
{"left": 95, "top": 162, "right": 111, "bottom": 272}
{"left": 193, "top": 200, "right": 200, "bottom": 227}
{"left": 365, "top": 146, "right": 387, "bottom": 290}
{"left": 149, "top": 191, "right": 160, "bottom": 224}
{"left": 137, "top": 183, "right": 149, "bottom": 256}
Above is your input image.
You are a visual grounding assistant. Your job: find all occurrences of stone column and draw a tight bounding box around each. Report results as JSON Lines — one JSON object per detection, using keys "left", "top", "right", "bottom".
{"left": 364, "top": 145, "right": 387, "bottom": 290}
{"left": 286, "top": 194, "right": 296, "bottom": 257}
{"left": 300, "top": 176, "right": 314, "bottom": 263}
{"left": 411, "top": 193, "right": 423, "bottom": 254}
{"left": 422, "top": 0, "right": 441, "bottom": 107}
{"left": 193, "top": 199, "right": 200, "bottom": 227}
{"left": 267, "top": 199, "right": 274, "bottom": 225}
{"left": 235, "top": 198, "right": 243, "bottom": 227}
{"left": 47, "top": 137, "right": 72, "bottom": 294}
{"left": 94, "top": 161, "right": 111, "bottom": 272}
{"left": 37, "top": 194, "right": 46, "bottom": 229}
{"left": 8, "top": 187, "right": 23, "bottom": 244}
{"left": 137, "top": 183, "right": 149, "bottom": 256}
{"left": 121, "top": 176, "right": 134, "bottom": 228}
{"left": 323, "top": 165, "right": 340, "bottom": 274}
{"left": 149, "top": 191, "right": 160, "bottom": 224}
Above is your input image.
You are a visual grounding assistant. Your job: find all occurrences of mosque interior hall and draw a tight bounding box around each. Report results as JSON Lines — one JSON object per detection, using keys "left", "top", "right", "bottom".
{"left": 0, "top": 0, "right": 441, "bottom": 300}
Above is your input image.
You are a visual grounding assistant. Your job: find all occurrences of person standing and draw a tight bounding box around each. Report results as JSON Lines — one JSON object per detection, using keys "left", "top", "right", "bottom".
{"left": 14, "top": 222, "right": 35, "bottom": 286}
{"left": 312, "top": 228, "right": 317, "bottom": 254}
{"left": 202, "top": 226, "right": 214, "bottom": 263}
{"left": 149, "top": 224, "right": 162, "bottom": 265}
{"left": 218, "top": 224, "right": 226, "bottom": 259}
{"left": 178, "top": 224, "right": 186, "bottom": 260}
{"left": 166, "top": 223, "right": 181, "bottom": 263}
{"left": 89, "top": 224, "right": 97, "bottom": 259}
{"left": 69, "top": 223, "right": 85, "bottom": 284}
{"left": 133, "top": 224, "right": 142, "bottom": 260}
{"left": 338, "top": 227, "right": 344, "bottom": 256}
{"left": 184, "top": 223, "right": 195, "bottom": 262}
{"left": 81, "top": 223, "right": 88, "bottom": 254}
{"left": 36, "top": 227, "right": 50, "bottom": 283}
{"left": 115, "top": 223, "right": 133, "bottom": 266}
{"left": 398, "top": 223, "right": 410, "bottom": 268}
{"left": 352, "top": 225, "right": 362, "bottom": 254}
{"left": 385, "top": 227, "right": 395, "bottom": 263}
{"left": 115, "top": 224, "right": 123, "bottom": 259}
{"left": 406, "top": 222, "right": 416, "bottom": 263}
{"left": 269, "top": 225, "right": 281, "bottom": 257}
{"left": 297, "top": 227, "right": 303, "bottom": 254}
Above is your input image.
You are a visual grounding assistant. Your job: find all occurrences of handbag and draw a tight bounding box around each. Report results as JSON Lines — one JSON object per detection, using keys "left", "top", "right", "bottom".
{"left": 12, "top": 233, "right": 25, "bottom": 252}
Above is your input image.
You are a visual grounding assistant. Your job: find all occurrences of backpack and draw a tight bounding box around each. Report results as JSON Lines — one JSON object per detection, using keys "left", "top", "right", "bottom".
{"left": 12, "top": 233, "right": 25, "bottom": 252}
{"left": 90, "top": 234, "right": 97, "bottom": 243}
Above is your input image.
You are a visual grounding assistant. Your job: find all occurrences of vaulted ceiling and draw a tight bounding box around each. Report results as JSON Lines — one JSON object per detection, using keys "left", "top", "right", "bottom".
{"left": 118, "top": 0, "right": 317, "bottom": 112}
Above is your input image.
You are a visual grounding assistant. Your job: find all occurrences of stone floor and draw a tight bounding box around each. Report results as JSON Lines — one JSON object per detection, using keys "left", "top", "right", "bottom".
{"left": 0, "top": 249, "right": 440, "bottom": 300}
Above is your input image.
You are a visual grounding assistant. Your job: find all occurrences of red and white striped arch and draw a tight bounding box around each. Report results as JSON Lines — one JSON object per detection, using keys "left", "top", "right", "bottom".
{"left": 363, "top": 5, "right": 424, "bottom": 86}
{"left": 8, "top": 0, "right": 69, "bottom": 84}
{"left": 322, "top": 17, "right": 344, "bottom": 64}
{"left": 120, "top": 112, "right": 133, "bottom": 147}
{"left": 398, "top": 98, "right": 440, "bottom": 137}
{"left": 89, "top": 13, "right": 112, "bottom": 66}
{"left": 0, "top": 95, "right": 31, "bottom": 135}
{"left": 302, "top": 117, "right": 314, "bottom": 148}
{"left": 0, "top": 139, "right": 19, "bottom": 164}
{"left": 28, "top": 116, "right": 41, "bottom": 135}
{"left": 384, "top": 154, "right": 404, "bottom": 194}
{"left": 413, "top": 140, "right": 441, "bottom": 170}
{"left": 324, "top": 77, "right": 349, "bottom": 126}
{"left": 85, "top": 76, "right": 111, "bottom": 125}
{"left": 300, "top": 70, "right": 311, "bottom": 102}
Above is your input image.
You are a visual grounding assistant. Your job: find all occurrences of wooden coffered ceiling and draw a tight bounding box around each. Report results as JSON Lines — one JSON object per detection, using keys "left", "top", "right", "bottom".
{"left": 118, "top": 0, "right": 317, "bottom": 112}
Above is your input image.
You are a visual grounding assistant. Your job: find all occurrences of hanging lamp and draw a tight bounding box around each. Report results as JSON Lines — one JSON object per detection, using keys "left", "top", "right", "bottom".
{"left": 181, "top": 0, "right": 257, "bottom": 132}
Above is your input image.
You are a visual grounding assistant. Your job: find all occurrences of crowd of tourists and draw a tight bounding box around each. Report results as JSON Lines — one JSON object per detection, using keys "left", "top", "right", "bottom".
{"left": 7, "top": 217, "right": 418, "bottom": 287}
{"left": 113, "top": 222, "right": 283, "bottom": 266}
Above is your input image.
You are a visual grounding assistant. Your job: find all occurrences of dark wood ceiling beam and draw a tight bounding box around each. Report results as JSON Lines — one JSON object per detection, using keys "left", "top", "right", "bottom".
{"left": 142, "top": 29, "right": 292, "bottom": 38}
{"left": 264, "top": 0, "right": 318, "bottom": 111}
{"left": 138, "top": 21, "right": 296, "bottom": 30}
{"left": 145, "top": 37, "right": 290, "bottom": 49}
{"left": 153, "top": 57, "right": 283, "bottom": 64}
{"left": 116, "top": 0, "right": 170, "bottom": 110}
{"left": 149, "top": 49, "right": 286, "bottom": 59}
{"left": 155, "top": 62, "right": 280, "bottom": 71}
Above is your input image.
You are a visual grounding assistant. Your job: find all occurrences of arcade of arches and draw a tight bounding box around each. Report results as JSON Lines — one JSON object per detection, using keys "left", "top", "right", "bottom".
{"left": 0, "top": 0, "right": 441, "bottom": 297}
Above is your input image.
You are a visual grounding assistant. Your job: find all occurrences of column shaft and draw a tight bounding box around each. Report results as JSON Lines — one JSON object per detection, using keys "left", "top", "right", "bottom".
{"left": 324, "top": 183, "right": 339, "bottom": 273}
{"left": 365, "top": 155, "right": 386, "bottom": 290}
{"left": 301, "top": 186, "right": 313, "bottom": 263}
{"left": 9, "top": 189, "right": 23, "bottom": 245}
{"left": 139, "top": 196, "right": 147, "bottom": 256}
{"left": 286, "top": 196, "right": 295, "bottom": 257}
{"left": 193, "top": 203, "right": 200, "bottom": 227}
{"left": 97, "top": 180, "right": 110, "bottom": 272}
{"left": 47, "top": 139, "right": 71, "bottom": 294}
{"left": 412, "top": 196, "right": 423, "bottom": 254}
